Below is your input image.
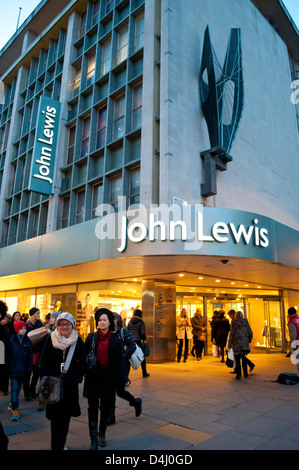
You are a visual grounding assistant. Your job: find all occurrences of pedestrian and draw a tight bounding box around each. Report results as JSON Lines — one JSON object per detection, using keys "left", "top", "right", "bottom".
{"left": 8, "top": 321, "right": 33, "bottom": 421}
{"left": 23, "top": 307, "right": 43, "bottom": 400}
{"left": 287, "top": 307, "right": 299, "bottom": 372}
{"left": 213, "top": 310, "right": 230, "bottom": 362}
{"left": 84, "top": 308, "right": 129, "bottom": 449}
{"left": 228, "top": 311, "right": 255, "bottom": 380}
{"left": 0, "top": 301, "right": 11, "bottom": 397}
{"left": 107, "top": 312, "right": 142, "bottom": 424}
{"left": 176, "top": 308, "right": 192, "bottom": 363}
{"left": 12, "top": 311, "right": 22, "bottom": 323}
{"left": 39, "top": 312, "right": 85, "bottom": 450}
{"left": 127, "top": 309, "right": 150, "bottom": 377}
{"left": 191, "top": 309, "right": 206, "bottom": 360}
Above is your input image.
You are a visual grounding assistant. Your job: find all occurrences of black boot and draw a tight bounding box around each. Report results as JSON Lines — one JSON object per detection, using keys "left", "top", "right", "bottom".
{"left": 133, "top": 398, "right": 142, "bottom": 417}
{"left": 89, "top": 421, "right": 98, "bottom": 450}
{"left": 99, "top": 434, "right": 106, "bottom": 447}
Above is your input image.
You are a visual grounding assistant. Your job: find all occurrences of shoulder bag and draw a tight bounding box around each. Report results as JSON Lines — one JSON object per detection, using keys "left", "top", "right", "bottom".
{"left": 85, "top": 333, "right": 97, "bottom": 374}
{"left": 37, "top": 342, "right": 76, "bottom": 405}
{"left": 121, "top": 329, "right": 144, "bottom": 370}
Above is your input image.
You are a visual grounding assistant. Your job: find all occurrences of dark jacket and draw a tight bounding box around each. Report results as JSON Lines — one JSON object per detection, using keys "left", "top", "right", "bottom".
{"left": 213, "top": 315, "right": 230, "bottom": 348}
{"left": 191, "top": 315, "right": 206, "bottom": 337}
{"left": 8, "top": 334, "right": 33, "bottom": 377}
{"left": 116, "top": 326, "right": 136, "bottom": 360}
{"left": 39, "top": 334, "right": 86, "bottom": 420}
{"left": 228, "top": 318, "right": 253, "bottom": 354}
{"left": 83, "top": 330, "right": 128, "bottom": 398}
{"left": 127, "top": 315, "right": 146, "bottom": 342}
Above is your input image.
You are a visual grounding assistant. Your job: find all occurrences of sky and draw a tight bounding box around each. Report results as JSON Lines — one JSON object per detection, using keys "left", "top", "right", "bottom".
{"left": 0, "top": 0, "right": 298, "bottom": 51}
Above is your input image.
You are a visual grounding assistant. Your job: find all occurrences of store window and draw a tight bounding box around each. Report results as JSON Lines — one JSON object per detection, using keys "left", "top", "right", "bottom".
{"left": 36, "top": 285, "right": 77, "bottom": 323}
{"left": 5, "top": 289, "right": 36, "bottom": 319}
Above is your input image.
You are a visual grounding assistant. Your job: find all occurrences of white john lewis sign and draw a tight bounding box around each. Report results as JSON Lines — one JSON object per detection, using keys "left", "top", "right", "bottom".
{"left": 94, "top": 200, "right": 270, "bottom": 253}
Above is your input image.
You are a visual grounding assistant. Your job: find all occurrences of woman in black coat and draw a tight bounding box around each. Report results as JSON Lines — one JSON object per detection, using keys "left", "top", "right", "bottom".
{"left": 213, "top": 310, "right": 230, "bottom": 362}
{"left": 39, "top": 312, "right": 85, "bottom": 450}
{"left": 84, "top": 308, "right": 128, "bottom": 449}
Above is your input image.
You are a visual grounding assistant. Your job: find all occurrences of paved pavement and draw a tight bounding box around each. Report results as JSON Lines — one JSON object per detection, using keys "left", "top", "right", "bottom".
{"left": 1, "top": 352, "right": 299, "bottom": 453}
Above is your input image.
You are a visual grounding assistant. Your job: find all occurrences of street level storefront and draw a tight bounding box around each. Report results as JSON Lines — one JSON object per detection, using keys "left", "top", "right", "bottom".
{"left": 0, "top": 206, "right": 298, "bottom": 362}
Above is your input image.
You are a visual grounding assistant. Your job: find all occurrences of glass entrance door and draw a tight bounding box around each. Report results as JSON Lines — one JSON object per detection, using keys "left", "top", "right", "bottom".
{"left": 263, "top": 300, "right": 283, "bottom": 351}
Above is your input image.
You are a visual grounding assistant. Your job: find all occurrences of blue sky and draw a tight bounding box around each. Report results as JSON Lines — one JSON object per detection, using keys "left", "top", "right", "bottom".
{"left": 0, "top": 0, "right": 298, "bottom": 50}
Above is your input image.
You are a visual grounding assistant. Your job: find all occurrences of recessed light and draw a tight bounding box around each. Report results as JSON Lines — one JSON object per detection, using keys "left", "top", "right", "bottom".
{"left": 178, "top": 274, "right": 184, "bottom": 277}
{"left": 198, "top": 277, "right": 203, "bottom": 280}
{"left": 215, "top": 279, "right": 220, "bottom": 283}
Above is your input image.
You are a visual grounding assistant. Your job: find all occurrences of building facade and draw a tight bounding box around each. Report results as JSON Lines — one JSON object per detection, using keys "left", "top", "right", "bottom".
{"left": 0, "top": 0, "right": 298, "bottom": 362}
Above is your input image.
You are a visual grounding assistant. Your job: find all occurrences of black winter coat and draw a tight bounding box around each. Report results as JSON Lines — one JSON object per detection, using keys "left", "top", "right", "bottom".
{"left": 39, "top": 334, "right": 86, "bottom": 420}
{"left": 213, "top": 316, "right": 230, "bottom": 348}
{"left": 127, "top": 316, "right": 146, "bottom": 342}
{"left": 83, "top": 330, "right": 128, "bottom": 398}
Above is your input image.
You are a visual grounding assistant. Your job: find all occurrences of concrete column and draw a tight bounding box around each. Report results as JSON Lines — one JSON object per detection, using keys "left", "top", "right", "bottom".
{"left": 142, "top": 279, "right": 176, "bottom": 363}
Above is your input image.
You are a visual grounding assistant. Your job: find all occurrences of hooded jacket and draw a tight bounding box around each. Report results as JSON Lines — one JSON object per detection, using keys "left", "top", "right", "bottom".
{"left": 127, "top": 315, "right": 146, "bottom": 342}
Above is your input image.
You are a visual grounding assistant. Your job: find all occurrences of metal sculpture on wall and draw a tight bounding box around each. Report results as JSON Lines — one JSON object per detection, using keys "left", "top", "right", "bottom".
{"left": 199, "top": 26, "right": 244, "bottom": 196}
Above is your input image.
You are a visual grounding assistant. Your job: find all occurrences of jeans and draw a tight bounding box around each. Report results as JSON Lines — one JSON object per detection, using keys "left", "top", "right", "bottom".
{"left": 10, "top": 376, "right": 24, "bottom": 410}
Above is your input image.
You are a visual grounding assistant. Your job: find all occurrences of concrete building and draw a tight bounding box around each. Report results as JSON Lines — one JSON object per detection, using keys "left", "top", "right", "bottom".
{"left": 0, "top": 0, "right": 298, "bottom": 362}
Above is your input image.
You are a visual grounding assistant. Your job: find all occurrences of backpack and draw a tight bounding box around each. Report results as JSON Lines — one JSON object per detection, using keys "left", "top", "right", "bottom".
{"left": 276, "top": 372, "right": 299, "bottom": 385}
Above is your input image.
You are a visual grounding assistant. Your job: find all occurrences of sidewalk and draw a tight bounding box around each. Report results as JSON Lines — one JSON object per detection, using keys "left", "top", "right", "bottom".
{"left": 2, "top": 353, "right": 299, "bottom": 451}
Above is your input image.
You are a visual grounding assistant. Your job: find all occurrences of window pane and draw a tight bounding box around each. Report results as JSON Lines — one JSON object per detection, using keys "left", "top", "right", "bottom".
{"left": 110, "top": 175, "right": 122, "bottom": 211}
{"left": 61, "top": 195, "right": 70, "bottom": 228}
{"left": 105, "top": 0, "right": 114, "bottom": 15}
{"left": 129, "top": 168, "right": 140, "bottom": 205}
{"left": 81, "top": 116, "right": 90, "bottom": 157}
{"left": 117, "top": 27, "right": 128, "bottom": 64}
{"left": 76, "top": 190, "right": 85, "bottom": 224}
{"left": 92, "top": 183, "right": 103, "bottom": 218}
{"left": 73, "top": 64, "right": 81, "bottom": 96}
{"left": 101, "top": 40, "right": 111, "bottom": 75}
{"left": 135, "top": 14, "right": 144, "bottom": 50}
{"left": 113, "top": 95, "right": 125, "bottom": 140}
{"left": 96, "top": 106, "right": 107, "bottom": 149}
{"left": 87, "top": 53, "right": 96, "bottom": 86}
{"left": 132, "top": 83, "right": 142, "bottom": 129}
{"left": 67, "top": 126, "right": 76, "bottom": 165}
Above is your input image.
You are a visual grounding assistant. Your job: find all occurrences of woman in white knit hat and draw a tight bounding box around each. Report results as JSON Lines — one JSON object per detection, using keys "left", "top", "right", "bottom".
{"left": 40, "top": 312, "right": 85, "bottom": 450}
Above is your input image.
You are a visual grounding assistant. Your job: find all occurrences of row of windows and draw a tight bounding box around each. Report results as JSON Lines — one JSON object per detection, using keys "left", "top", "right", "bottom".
{"left": 67, "top": 82, "right": 142, "bottom": 165}
{"left": 59, "top": 166, "right": 140, "bottom": 229}
{"left": 72, "top": 12, "right": 144, "bottom": 95}
{"left": 0, "top": 166, "right": 140, "bottom": 247}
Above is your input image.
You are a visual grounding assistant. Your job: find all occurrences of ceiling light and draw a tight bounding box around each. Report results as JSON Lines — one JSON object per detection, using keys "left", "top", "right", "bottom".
{"left": 230, "top": 282, "right": 235, "bottom": 285}
{"left": 215, "top": 279, "right": 220, "bottom": 283}
{"left": 178, "top": 274, "right": 184, "bottom": 277}
{"left": 198, "top": 277, "right": 203, "bottom": 280}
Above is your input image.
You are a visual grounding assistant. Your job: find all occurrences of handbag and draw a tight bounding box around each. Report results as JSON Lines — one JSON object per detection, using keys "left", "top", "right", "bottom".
{"left": 199, "top": 333, "right": 206, "bottom": 342}
{"left": 226, "top": 348, "right": 235, "bottom": 368}
{"left": 129, "top": 344, "right": 144, "bottom": 370}
{"left": 28, "top": 326, "right": 49, "bottom": 346}
{"left": 141, "top": 340, "right": 150, "bottom": 357}
{"left": 37, "top": 342, "right": 76, "bottom": 405}
{"left": 85, "top": 334, "right": 97, "bottom": 374}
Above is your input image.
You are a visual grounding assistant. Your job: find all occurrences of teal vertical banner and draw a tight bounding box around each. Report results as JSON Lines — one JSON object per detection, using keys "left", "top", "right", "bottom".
{"left": 29, "top": 96, "right": 61, "bottom": 195}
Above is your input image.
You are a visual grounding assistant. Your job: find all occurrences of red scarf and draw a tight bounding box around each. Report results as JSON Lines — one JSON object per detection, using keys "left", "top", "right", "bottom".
{"left": 97, "top": 329, "right": 111, "bottom": 368}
